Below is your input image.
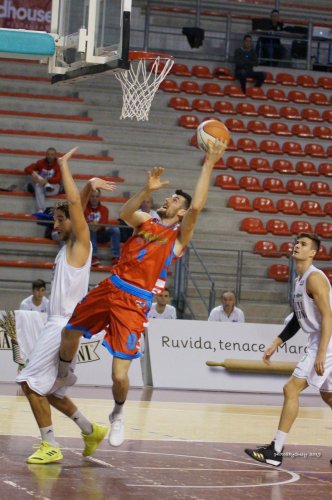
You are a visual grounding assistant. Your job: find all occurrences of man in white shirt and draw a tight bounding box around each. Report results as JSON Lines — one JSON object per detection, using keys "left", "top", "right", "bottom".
{"left": 208, "top": 291, "right": 245, "bottom": 322}
{"left": 148, "top": 287, "right": 177, "bottom": 319}
{"left": 139, "top": 196, "right": 161, "bottom": 221}
{"left": 20, "top": 279, "right": 49, "bottom": 313}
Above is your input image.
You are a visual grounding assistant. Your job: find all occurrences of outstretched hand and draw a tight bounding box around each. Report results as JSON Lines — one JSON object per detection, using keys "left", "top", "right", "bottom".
{"left": 58, "top": 147, "right": 79, "bottom": 166}
{"left": 263, "top": 341, "right": 278, "bottom": 365}
{"left": 146, "top": 166, "right": 170, "bottom": 192}
{"left": 205, "top": 139, "right": 227, "bottom": 166}
{"left": 90, "top": 177, "right": 117, "bottom": 192}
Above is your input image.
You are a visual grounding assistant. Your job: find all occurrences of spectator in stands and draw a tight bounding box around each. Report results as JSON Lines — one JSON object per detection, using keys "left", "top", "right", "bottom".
{"left": 24, "top": 148, "right": 62, "bottom": 212}
{"left": 208, "top": 291, "right": 245, "bottom": 322}
{"left": 256, "top": 9, "right": 286, "bottom": 66}
{"left": 139, "top": 197, "right": 161, "bottom": 221}
{"left": 234, "top": 35, "right": 265, "bottom": 94}
{"left": 19, "top": 279, "right": 49, "bottom": 313}
{"left": 148, "top": 287, "right": 177, "bottom": 319}
{"left": 85, "top": 188, "right": 121, "bottom": 266}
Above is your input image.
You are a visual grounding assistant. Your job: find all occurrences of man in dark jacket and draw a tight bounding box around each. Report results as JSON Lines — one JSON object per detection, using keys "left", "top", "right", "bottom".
{"left": 234, "top": 34, "right": 266, "bottom": 94}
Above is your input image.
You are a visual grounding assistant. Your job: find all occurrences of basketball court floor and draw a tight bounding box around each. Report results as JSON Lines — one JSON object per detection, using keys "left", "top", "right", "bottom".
{"left": 1, "top": 383, "right": 331, "bottom": 499}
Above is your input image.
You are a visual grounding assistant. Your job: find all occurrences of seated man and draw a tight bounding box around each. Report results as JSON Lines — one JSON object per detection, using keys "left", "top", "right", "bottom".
{"left": 148, "top": 287, "right": 177, "bottom": 319}
{"left": 234, "top": 34, "right": 265, "bottom": 94}
{"left": 256, "top": 9, "right": 286, "bottom": 66}
{"left": 19, "top": 279, "right": 49, "bottom": 314}
{"left": 208, "top": 291, "right": 245, "bottom": 323}
{"left": 85, "top": 188, "right": 121, "bottom": 266}
{"left": 24, "top": 147, "right": 62, "bottom": 212}
{"left": 139, "top": 196, "right": 161, "bottom": 221}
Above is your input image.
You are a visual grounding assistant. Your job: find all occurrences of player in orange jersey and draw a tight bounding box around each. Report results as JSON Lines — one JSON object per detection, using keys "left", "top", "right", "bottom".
{"left": 57, "top": 140, "right": 226, "bottom": 447}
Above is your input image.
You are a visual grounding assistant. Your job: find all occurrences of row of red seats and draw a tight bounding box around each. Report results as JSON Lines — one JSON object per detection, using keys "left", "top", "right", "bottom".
{"left": 241, "top": 218, "right": 332, "bottom": 238}
{"left": 177, "top": 101, "right": 332, "bottom": 122}
{"left": 216, "top": 175, "right": 332, "bottom": 196}
{"left": 254, "top": 240, "right": 332, "bottom": 261}
{"left": 267, "top": 264, "right": 332, "bottom": 283}
{"left": 228, "top": 195, "right": 332, "bottom": 216}
{"left": 157, "top": 63, "right": 332, "bottom": 88}
{"left": 214, "top": 156, "right": 331, "bottom": 177}
{"left": 192, "top": 135, "right": 331, "bottom": 158}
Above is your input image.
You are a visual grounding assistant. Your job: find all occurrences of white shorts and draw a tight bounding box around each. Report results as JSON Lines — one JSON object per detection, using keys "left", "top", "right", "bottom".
{"left": 16, "top": 315, "right": 75, "bottom": 398}
{"left": 293, "top": 348, "right": 332, "bottom": 392}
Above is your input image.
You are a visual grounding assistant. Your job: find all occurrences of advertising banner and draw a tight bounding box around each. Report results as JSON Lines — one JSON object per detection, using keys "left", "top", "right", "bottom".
{"left": 0, "top": 0, "right": 52, "bottom": 31}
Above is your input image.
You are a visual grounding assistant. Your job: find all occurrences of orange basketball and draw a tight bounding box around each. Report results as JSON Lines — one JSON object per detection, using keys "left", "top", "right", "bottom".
{"left": 196, "top": 119, "right": 230, "bottom": 152}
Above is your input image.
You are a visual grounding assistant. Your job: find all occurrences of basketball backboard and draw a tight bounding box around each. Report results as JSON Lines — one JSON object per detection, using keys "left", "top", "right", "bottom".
{"left": 49, "top": 0, "right": 131, "bottom": 83}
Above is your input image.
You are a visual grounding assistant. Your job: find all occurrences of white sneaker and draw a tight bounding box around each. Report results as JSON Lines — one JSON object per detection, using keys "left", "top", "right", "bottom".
{"left": 108, "top": 415, "right": 124, "bottom": 447}
{"left": 45, "top": 182, "right": 53, "bottom": 192}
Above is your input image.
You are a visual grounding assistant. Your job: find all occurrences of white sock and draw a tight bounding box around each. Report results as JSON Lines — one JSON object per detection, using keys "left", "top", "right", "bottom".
{"left": 110, "top": 401, "right": 125, "bottom": 421}
{"left": 274, "top": 430, "right": 288, "bottom": 452}
{"left": 40, "top": 425, "right": 57, "bottom": 446}
{"left": 71, "top": 410, "right": 93, "bottom": 435}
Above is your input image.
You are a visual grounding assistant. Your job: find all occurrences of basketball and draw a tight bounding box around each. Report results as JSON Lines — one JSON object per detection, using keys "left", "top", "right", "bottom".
{"left": 196, "top": 119, "right": 230, "bottom": 152}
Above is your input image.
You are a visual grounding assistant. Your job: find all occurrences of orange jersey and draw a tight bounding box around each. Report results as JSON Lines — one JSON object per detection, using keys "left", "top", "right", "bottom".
{"left": 112, "top": 218, "right": 180, "bottom": 293}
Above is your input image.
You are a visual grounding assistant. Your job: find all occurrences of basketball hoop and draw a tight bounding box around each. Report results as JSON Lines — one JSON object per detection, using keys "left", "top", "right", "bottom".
{"left": 115, "top": 51, "right": 174, "bottom": 121}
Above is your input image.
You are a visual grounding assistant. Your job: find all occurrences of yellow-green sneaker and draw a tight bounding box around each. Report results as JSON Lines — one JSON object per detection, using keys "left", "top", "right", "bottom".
{"left": 82, "top": 423, "right": 108, "bottom": 457}
{"left": 27, "top": 441, "right": 63, "bottom": 464}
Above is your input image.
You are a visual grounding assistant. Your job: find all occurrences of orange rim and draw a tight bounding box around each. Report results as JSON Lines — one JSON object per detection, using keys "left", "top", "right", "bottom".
{"left": 128, "top": 50, "right": 173, "bottom": 61}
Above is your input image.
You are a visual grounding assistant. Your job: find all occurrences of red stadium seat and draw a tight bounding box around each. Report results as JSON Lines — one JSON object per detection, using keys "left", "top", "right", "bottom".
{"left": 322, "top": 268, "right": 332, "bottom": 282}
{"left": 227, "top": 195, "right": 253, "bottom": 211}
{"left": 287, "top": 90, "right": 309, "bottom": 104}
{"left": 296, "top": 74, "right": 317, "bottom": 88}
{"left": 226, "top": 156, "right": 250, "bottom": 171}
{"left": 254, "top": 240, "right": 279, "bottom": 257}
{"left": 287, "top": 179, "right": 310, "bottom": 195}
{"left": 178, "top": 115, "right": 200, "bottom": 129}
{"left": 327, "top": 145, "right": 332, "bottom": 157}
{"left": 300, "top": 200, "right": 325, "bottom": 216}
{"left": 291, "top": 124, "right": 313, "bottom": 138}
{"left": 270, "top": 122, "right": 291, "bottom": 136}
{"left": 224, "top": 84, "right": 245, "bottom": 97}
{"left": 264, "top": 71, "right": 276, "bottom": 84}
{"left": 246, "top": 87, "right": 267, "bottom": 100}
{"left": 301, "top": 108, "right": 322, "bottom": 122}
{"left": 263, "top": 177, "right": 288, "bottom": 193}
{"left": 273, "top": 159, "right": 296, "bottom": 174}
{"left": 226, "top": 138, "right": 237, "bottom": 151}
{"left": 213, "top": 67, "right": 234, "bottom": 80}
{"left": 215, "top": 174, "right": 240, "bottom": 190}
{"left": 304, "top": 143, "right": 327, "bottom": 158}
{"left": 290, "top": 220, "right": 313, "bottom": 234}
{"left": 268, "top": 264, "right": 289, "bottom": 282}
{"left": 236, "top": 102, "right": 258, "bottom": 116}
{"left": 192, "top": 65, "right": 213, "bottom": 79}
{"left": 202, "top": 82, "right": 224, "bottom": 96}
{"left": 214, "top": 100, "right": 236, "bottom": 115}
{"left": 240, "top": 217, "right": 267, "bottom": 234}
{"left": 280, "top": 106, "right": 301, "bottom": 120}
{"left": 324, "top": 202, "right": 332, "bottom": 216}
{"left": 171, "top": 63, "right": 191, "bottom": 77}
{"left": 266, "top": 88, "right": 288, "bottom": 102}
{"left": 212, "top": 158, "right": 227, "bottom": 170}
{"left": 239, "top": 175, "right": 264, "bottom": 192}
{"left": 276, "top": 73, "right": 296, "bottom": 86}
{"left": 179, "top": 81, "right": 202, "bottom": 94}
{"left": 224, "top": 118, "right": 247, "bottom": 133}
{"left": 266, "top": 219, "right": 292, "bottom": 236}
{"left": 315, "top": 245, "right": 331, "bottom": 261}
{"left": 319, "top": 163, "right": 332, "bottom": 177}
{"left": 277, "top": 198, "right": 301, "bottom": 215}
{"left": 258, "top": 104, "right": 279, "bottom": 118}
{"left": 237, "top": 138, "right": 260, "bottom": 153}
{"left": 160, "top": 79, "right": 181, "bottom": 93}
{"left": 313, "top": 126, "right": 332, "bottom": 140}
{"left": 310, "top": 181, "right": 332, "bottom": 197}
{"left": 280, "top": 241, "right": 294, "bottom": 256}
{"left": 322, "top": 110, "right": 332, "bottom": 123}
{"left": 168, "top": 97, "right": 192, "bottom": 110}
{"left": 253, "top": 196, "right": 278, "bottom": 213}
{"left": 309, "top": 92, "right": 330, "bottom": 106}
{"left": 247, "top": 120, "right": 270, "bottom": 135}
{"left": 315, "top": 222, "right": 332, "bottom": 238}
{"left": 282, "top": 141, "right": 305, "bottom": 156}
{"left": 261, "top": 140, "right": 282, "bottom": 154}
{"left": 250, "top": 157, "right": 273, "bottom": 173}
{"left": 192, "top": 99, "right": 214, "bottom": 113}
{"left": 317, "top": 76, "right": 332, "bottom": 90}
{"left": 296, "top": 161, "right": 319, "bottom": 176}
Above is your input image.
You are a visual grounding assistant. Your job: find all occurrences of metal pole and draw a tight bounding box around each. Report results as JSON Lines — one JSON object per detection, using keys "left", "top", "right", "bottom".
{"left": 225, "top": 15, "right": 231, "bottom": 61}
{"left": 195, "top": 0, "right": 201, "bottom": 27}
{"left": 236, "top": 250, "right": 243, "bottom": 302}
{"left": 143, "top": 0, "right": 151, "bottom": 52}
{"left": 208, "top": 282, "right": 216, "bottom": 314}
{"left": 306, "top": 22, "right": 313, "bottom": 71}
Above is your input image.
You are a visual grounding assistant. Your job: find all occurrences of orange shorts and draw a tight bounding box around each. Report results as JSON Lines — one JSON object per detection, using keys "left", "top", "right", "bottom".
{"left": 66, "top": 275, "right": 153, "bottom": 359}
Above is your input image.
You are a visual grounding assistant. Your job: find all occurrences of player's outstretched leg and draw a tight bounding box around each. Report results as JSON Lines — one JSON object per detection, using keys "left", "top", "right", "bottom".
{"left": 82, "top": 423, "right": 108, "bottom": 456}
{"left": 245, "top": 442, "right": 283, "bottom": 467}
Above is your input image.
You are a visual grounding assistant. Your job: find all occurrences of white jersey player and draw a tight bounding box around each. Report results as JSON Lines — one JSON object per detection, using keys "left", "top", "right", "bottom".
{"left": 16, "top": 147, "right": 117, "bottom": 465}
{"left": 245, "top": 232, "right": 332, "bottom": 467}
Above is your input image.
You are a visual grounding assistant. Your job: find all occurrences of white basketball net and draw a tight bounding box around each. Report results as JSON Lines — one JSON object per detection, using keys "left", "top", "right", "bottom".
{"left": 115, "top": 55, "right": 174, "bottom": 121}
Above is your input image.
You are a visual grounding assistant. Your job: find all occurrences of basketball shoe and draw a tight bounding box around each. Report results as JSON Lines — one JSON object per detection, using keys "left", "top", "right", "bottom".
{"left": 82, "top": 423, "right": 108, "bottom": 457}
{"left": 27, "top": 441, "right": 63, "bottom": 464}
{"left": 244, "top": 442, "right": 283, "bottom": 467}
{"left": 108, "top": 414, "right": 124, "bottom": 447}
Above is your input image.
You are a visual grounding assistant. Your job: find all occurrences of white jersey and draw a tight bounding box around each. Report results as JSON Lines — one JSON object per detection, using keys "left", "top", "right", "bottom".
{"left": 148, "top": 303, "right": 177, "bottom": 319}
{"left": 208, "top": 305, "right": 245, "bottom": 323}
{"left": 19, "top": 295, "right": 49, "bottom": 314}
{"left": 48, "top": 244, "right": 92, "bottom": 317}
